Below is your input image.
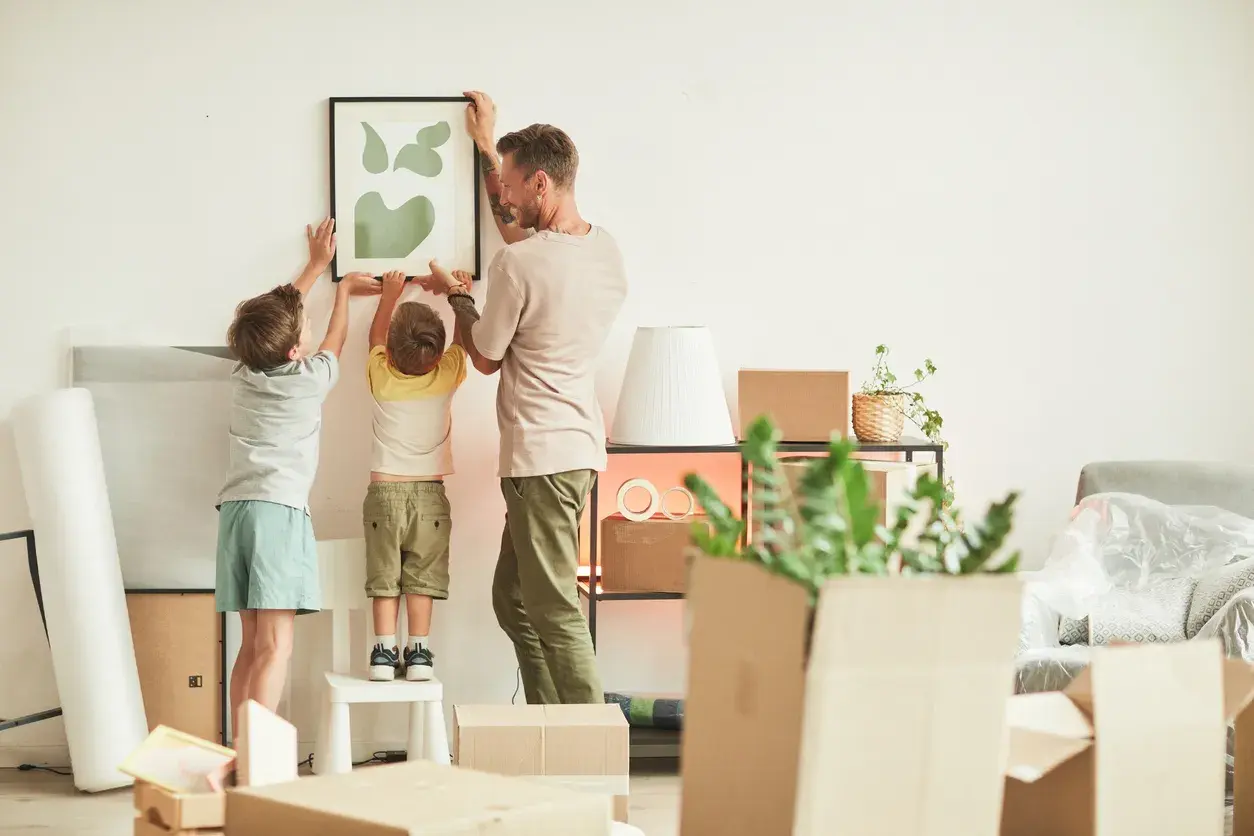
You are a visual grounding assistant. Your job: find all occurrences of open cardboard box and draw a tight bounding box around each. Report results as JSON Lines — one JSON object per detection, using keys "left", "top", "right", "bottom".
{"left": 681, "top": 555, "right": 1022, "bottom": 836}
{"left": 1004, "top": 641, "right": 1254, "bottom": 836}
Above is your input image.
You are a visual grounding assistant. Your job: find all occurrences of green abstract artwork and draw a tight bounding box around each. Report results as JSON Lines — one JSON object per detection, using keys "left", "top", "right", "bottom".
{"left": 353, "top": 120, "right": 451, "bottom": 258}
{"left": 354, "top": 192, "right": 435, "bottom": 258}
{"left": 360, "top": 123, "right": 388, "bottom": 174}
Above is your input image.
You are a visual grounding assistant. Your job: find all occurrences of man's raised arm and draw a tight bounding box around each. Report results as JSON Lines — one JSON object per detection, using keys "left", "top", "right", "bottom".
{"left": 466, "top": 91, "right": 531, "bottom": 246}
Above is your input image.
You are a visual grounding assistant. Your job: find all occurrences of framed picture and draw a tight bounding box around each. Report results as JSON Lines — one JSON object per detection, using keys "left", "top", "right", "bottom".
{"left": 329, "top": 97, "right": 481, "bottom": 281}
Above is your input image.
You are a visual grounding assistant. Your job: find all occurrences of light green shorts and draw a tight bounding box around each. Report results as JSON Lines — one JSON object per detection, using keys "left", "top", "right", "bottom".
{"left": 215, "top": 500, "right": 321, "bottom": 614}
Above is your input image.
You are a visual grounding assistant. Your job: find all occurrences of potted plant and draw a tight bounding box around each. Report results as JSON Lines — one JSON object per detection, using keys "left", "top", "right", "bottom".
{"left": 678, "top": 415, "right": 1022, "bottom": 836}
{"left": 852, "top": 344, "right": 943, "bottom": 445}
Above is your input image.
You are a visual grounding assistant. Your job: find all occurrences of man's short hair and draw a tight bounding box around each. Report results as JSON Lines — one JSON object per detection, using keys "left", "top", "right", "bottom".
{"left": 227, "top": 284, "right": 304, "bottom": 371}
{"left": 496, "top": 124, "right": 579, "bottom": 189}
{"left": 388, "top": 301, "right": 445, "bottom": 375}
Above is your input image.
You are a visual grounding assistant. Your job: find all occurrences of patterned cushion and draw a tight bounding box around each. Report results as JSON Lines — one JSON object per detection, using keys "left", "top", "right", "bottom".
{"left": 1058, "top": 616, "right": 1089, "bottom": 645}
{"left": 1089, "top": 577, "right": 1195, "bottom": 645}
{"left": 1187, "top": 556, "right": 1254, "bottom": 637}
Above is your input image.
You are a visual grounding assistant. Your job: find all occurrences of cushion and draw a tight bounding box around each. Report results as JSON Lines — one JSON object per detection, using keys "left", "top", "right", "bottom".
{"left": 1188, "top": 556, "right": 1254, "bottom": 637}
{"left": 1058, "top": 616, "right": 1089, "bottom": 645}
{"left": 1089, "top": 577, "right": 1195, "bottom": 645}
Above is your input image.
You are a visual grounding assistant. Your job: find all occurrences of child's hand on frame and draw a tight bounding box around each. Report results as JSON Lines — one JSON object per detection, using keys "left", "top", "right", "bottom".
{"left": 307, "top": 217, "right": 337, "bottom": 272}
{"left": 341, "top": 272, "right": 382, "bottom": 296}
{"left": 380, "top": 270, "right": 407, "bottom": 296}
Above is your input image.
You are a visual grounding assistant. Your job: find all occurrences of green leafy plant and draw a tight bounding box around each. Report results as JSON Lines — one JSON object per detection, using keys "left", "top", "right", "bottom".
{"left": 861, "top": 344, "right": 943, "bottom": 444}
{"left": 685, "top": 415, "right": 1020, "bottom": 601}
{"left": 860, "top": 344, "right": 954, "bottom": 505}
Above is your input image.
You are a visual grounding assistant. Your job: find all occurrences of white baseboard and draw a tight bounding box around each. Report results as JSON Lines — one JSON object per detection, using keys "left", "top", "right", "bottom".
{"left": 0, "top": 744, "right": 72, "bottom": 769}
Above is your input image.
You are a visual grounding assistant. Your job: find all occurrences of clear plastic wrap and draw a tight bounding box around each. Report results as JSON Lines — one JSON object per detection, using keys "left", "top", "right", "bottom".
{"left": 1030, "top": 492, "right": 1254, "bottom": 620}
{"left": 1014, "top": 494, "right": 1254, "bottom": 805}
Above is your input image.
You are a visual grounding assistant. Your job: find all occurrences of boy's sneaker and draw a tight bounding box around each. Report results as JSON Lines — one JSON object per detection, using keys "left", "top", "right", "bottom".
{"left": 404, "top": 645, "right": 434, "bottom": 681}
{"left": 369, "top": 644, "right": 400, "bottom": 681}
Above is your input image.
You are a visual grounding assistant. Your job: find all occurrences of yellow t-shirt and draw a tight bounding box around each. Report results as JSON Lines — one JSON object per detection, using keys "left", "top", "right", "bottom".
{"left": 366, "top": 344, "right": 467, "bottom": 477}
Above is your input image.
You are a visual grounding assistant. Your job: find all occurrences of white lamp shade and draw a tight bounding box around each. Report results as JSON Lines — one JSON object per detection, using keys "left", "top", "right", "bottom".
{"left": 610, "top": 326, "right": 735, "bottom": 446}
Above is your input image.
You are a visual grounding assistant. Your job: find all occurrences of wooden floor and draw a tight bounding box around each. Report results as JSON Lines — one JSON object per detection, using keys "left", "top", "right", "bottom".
{"left": 0, "top": 761, "right": 682, "bottom": 835}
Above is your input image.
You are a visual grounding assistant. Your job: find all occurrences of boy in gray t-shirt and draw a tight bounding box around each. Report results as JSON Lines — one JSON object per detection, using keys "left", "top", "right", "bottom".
{"left": 214, "top": 218, "right": 378, "bottom": 754}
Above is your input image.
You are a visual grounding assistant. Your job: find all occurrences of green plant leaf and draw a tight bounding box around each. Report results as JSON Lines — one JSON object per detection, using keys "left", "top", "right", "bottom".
{"left": 361, "top": 122, "right": 388, "bottom": 174}
{"left": 416, "top": 121, "right": 452, "bottom": 148}
{"left": 394, "top": 143, "right": 444, "bottom": 177}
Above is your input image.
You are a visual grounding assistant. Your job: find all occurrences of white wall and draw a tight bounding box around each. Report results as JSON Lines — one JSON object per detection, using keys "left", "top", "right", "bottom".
{"left": 3, "top": 0, "right": 1253, "bottom": 763}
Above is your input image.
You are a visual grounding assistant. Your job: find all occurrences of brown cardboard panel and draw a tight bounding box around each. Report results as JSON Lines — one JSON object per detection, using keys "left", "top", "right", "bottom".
{"left": 453, "top": 705, "right": 545, "bottom": 776}
{"left": 600, "top": 515, "right": 695, "bottom": 593}
{"left": 1004, "top": 729, "right": 1092, "bottom": 783}
{"left": 1001, "top": 748, "right": 1094, "bottom": 836}
{"left": 738, "top": 369, "right": 850, "bottom": 441}
{"left": 127, "top": 592, "right": 221, "bottom": 743}
{"left": 775, "top": 460, "right": 936, "bottom": 533}
{"left": 226, "top": 761, "right": 611, "bottom": 836}
{"left": 792, "top": 575, "right": 1022, "bottom": 836}
{"left": 133, "top": 781, "right": 224, "bottom": 831}
{"left": 680, "top": 557, "right": 811, "bottom": 836}
{"left": 453, "top": 704, "right": 629, "bottom": 823}
{"left": 1235, "top": 700, "right": 1254, "bottom": 836}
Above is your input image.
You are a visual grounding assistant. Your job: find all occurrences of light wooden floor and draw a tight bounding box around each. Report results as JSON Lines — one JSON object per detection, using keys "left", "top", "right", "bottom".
{"left": 0, "top": 762, "right": 682, "bottom": 835}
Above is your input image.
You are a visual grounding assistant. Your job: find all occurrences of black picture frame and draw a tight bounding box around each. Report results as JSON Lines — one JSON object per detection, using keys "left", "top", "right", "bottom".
{"left": 328, "top": 96, "right": 482, "bottom": 282}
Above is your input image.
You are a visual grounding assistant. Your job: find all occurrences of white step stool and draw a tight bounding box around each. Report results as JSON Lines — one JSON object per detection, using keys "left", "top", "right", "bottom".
{"left": 312, "top": 539, "right": 450, "bottom": 775}
{"left": 317, "top": 672, "right": 450, "bottom": 774}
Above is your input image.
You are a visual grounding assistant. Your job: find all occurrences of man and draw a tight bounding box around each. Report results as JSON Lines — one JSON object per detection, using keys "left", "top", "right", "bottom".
{"left": 422, "top": 91, "right": 627, "bottom": 704}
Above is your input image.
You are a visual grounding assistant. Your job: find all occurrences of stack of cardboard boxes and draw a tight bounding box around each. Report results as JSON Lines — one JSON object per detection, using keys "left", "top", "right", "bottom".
{"left": 121, "top": 700, "right": 628, "bottom": 835}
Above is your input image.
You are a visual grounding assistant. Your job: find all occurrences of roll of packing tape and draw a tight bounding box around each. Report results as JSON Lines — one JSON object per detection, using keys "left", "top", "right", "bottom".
{"left": 660, "top": 486, "right": 695, "bottom": 521}
{"left": 617, "top": 478, "right": 660, "bottom": 522}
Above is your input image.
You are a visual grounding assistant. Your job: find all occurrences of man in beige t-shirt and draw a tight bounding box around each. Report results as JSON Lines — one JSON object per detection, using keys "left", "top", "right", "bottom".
{"left": 423, "top": 93, "right": 626, "bottom": 704}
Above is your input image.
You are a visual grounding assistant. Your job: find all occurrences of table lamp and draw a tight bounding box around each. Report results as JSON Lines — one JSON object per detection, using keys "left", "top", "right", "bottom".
{"left": 609, "top": 326, "right": 735, "bottom": 446}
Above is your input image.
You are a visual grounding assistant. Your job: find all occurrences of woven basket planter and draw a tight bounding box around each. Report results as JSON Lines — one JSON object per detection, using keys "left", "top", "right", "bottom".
{"left": 852, "top": 393, "right": 906, "bottom": 442}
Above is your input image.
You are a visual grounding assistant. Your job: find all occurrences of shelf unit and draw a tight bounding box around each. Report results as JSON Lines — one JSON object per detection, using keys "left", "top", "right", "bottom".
{"left": 578, "top": 438, "right": 944, "bottom": 647}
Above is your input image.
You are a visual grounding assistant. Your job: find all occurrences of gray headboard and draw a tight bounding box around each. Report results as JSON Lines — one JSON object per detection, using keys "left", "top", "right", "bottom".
{"left": 1076, "top": 461, "right": 1254, "bottom": 518}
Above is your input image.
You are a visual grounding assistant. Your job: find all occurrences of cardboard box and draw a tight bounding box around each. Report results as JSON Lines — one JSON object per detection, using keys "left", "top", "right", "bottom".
{"left": 681, "top": 556, "right": 1022, "bottom": 836}
{"left": 738, "top": 369, "right": 850, "bottom": 441}
{"left": 454, "top": 704, "right": 630, "bottom": 822}
{"left": 134, "top": 815, "right": 222, "bottom": 836}
{"left": 133, "top": 781, "right": 224, "bottom": 832}
{"left": 226, "top": 760, "right": 611, "bottom": 836}
{"left": 776, "top": 459, "right": 938, "bottom": 528}
{"left": 1002, "top": 642, "right": 1254, "bottom": 836}
{"left": 600, "top": 514, "right": 697, "bottom": 593}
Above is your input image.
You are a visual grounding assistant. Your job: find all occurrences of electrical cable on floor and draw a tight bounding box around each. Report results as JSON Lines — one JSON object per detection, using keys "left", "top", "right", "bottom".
{"left": 18, "top": 764, "right": 71, "bottom": 776}
{"left": 511, "top": 666, "right": 521, "bottom": 704}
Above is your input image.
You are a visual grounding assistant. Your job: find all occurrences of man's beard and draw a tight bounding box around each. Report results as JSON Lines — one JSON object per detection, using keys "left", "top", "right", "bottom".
{"left": 516, "top": 196, "right": 542, "bottom": 229}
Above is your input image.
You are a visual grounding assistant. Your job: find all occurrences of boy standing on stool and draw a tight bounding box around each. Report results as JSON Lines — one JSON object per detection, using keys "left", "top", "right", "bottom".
{"left": 216, "top": 218, "right": 378, "bottom": 741}
{"left": 363, "top": 266, "right": 471, "bottom": 682}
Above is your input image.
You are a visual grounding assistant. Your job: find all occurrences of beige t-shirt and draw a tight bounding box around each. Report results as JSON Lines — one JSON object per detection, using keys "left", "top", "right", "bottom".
{"left": 472, "top": 227, "right": 628, "bottom": 478}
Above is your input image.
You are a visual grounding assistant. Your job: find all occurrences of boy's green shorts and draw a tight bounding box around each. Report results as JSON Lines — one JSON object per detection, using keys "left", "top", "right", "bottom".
{"left": 215, "top": 500, "right": 321, "bottom": 614}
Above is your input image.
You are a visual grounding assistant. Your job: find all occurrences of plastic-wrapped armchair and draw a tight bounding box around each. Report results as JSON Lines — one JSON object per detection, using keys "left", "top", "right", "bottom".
{"left": 1015, "top": 461, "right": 1254, "bottom": 696}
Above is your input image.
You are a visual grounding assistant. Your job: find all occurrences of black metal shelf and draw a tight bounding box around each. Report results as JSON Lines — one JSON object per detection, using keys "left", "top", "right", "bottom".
{"left": 577, "top": 581, "right": 685, "bottom": 602}
{"left": 585, "top": 437, "right": 944, "bottom": 648}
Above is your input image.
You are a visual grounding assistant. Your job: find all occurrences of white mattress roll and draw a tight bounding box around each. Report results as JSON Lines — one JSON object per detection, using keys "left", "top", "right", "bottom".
{"left": 13, "top": 388, "right": 148, "bottom": 792}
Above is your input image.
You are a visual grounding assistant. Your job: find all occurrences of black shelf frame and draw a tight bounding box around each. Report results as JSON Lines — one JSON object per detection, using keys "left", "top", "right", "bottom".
{"left": 579, "top": 438, "right": 943, "bottom": 648}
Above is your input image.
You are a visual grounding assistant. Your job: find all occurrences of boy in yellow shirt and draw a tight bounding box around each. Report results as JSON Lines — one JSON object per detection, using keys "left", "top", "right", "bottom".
{"left": 364, "top": 266, "right": 472, "bottom": 681}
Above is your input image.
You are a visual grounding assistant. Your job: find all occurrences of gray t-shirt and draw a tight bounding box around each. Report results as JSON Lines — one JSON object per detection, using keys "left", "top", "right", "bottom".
{"left": 218, "top": 351, "right": 340, "bottom": 512}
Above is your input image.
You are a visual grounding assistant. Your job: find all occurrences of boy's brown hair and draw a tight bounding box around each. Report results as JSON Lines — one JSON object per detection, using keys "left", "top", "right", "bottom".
{"left": 226, "top": 284, "right": 304, "bottom": 371}
{"left": 388, "top": 302, "right": 445, "bottom": 375}
{"left": 496, "top": 124, "right": 579, "bottom": 189}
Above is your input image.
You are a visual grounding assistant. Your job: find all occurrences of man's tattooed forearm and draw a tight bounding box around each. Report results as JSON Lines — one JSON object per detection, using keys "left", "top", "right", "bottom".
{"left": 488, "top": 192, "right": 516, "bottom": 225}
{"left": 478, "top": 151, "right": 498, "bottom": 176}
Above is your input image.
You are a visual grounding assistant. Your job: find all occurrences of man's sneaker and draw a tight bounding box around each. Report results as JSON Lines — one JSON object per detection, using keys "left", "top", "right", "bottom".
{"left": 404, "top": 645, "right": 434, "bottom": 681}
{"left": 369, "top": 644, "right": 400, "bottom": 681}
